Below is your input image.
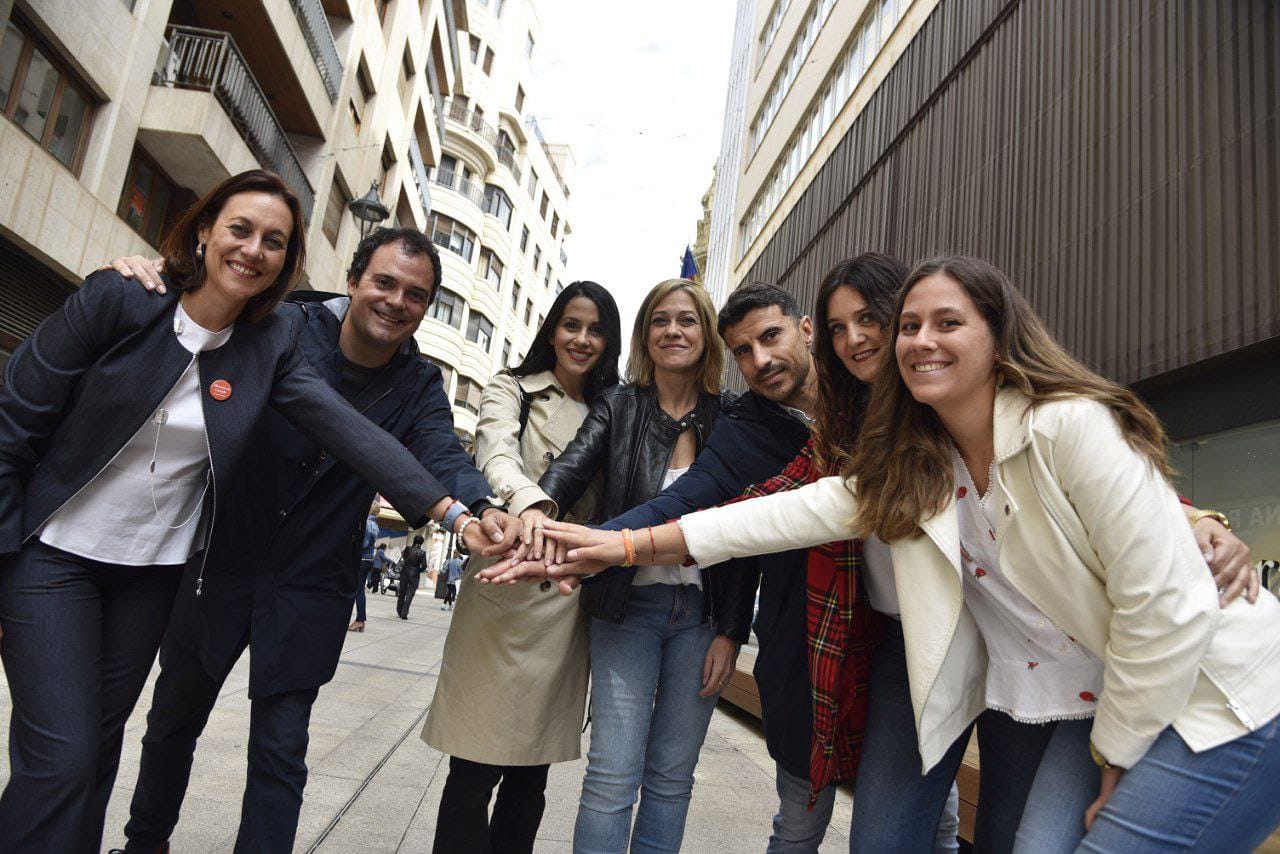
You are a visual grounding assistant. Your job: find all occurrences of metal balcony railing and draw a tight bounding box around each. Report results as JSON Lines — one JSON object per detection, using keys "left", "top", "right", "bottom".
{"left": 159, "top": 25, "right": 315, "bottom": 219}
{"left": 495, "top": 144, "right": 521, "bottom": 182}
{"left": 445, "top": 99, "right": 499, "bottom": 148}
{"left": 291, "top": 0, "right": 342, "bottom": 102}
{"left": 407, "top": 136, "right": 432, "bottom": 217}
{"left": 431, "top": 168, "right": 484, "bottom": 207}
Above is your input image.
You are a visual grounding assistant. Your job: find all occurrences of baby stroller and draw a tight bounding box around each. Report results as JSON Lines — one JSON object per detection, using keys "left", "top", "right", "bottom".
{"left": 381, "top": 560, "right": 402, "bottom": 594}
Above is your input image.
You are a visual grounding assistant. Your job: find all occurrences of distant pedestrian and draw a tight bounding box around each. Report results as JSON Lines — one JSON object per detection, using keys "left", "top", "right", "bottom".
{"left": 370, "top": 543, "right": 393, "bottom": 595}
{"left": 398, "top": 536, "right": 428, "bottom": 619}
{"left": 349, "top": 508, "right": 381, "bottom": 632}
{"left": 440, "top": 555, "right": 464, "bottom": 610}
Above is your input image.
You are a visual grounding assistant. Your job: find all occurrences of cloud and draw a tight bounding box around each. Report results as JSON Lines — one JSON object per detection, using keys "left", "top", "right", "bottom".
{"left": 530, "top": 0, "right": 736, "bottom": 360}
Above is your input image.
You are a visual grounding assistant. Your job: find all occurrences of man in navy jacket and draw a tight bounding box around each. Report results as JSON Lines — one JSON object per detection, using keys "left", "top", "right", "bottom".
{"left": 111, "top": 229, "right": 518, "bottom": 853}
{"left": 603, "top": 284, "right": 819, "bottom": 846}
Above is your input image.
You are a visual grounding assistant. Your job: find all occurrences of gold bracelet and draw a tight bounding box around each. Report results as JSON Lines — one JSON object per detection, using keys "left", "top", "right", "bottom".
{"left": 1188, "top": 508, "right": 1231, "bottom": 531}
{"left": 1089, "top": 741, "right": 1114, "bottom": 769}
{"left": 621, "top": 528, "right": 636, "bottom": 567}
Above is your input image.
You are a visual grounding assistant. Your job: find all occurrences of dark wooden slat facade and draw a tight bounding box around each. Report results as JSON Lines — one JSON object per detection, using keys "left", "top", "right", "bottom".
{"left": 739, "top": 0, "right": 1279, "bottom": 394}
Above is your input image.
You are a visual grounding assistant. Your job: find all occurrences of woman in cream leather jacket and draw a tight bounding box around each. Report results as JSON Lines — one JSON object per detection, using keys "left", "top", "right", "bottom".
{"left": 510, "top": 256, "right": 1280, "bottom": 852}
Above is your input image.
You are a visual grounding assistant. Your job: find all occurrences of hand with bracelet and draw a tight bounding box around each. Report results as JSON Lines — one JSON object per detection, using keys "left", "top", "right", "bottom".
{"left": 476, "top": 519, "right": 693, "bottom": 590}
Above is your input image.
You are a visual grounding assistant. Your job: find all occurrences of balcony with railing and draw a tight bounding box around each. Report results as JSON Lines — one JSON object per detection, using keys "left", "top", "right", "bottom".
{"left": 291, "top": 0, "right": 343, "bottom": 102}
{"left": 431, "top": 167, "right": 484, "bottom": 208}
{"left": 445, "top": 99, "right": 522, "bottom": 183}
{"left": 495, "top": 144, "right": 521, "bottom": 183}
{"left": 152, "top": 25, "right": 315, "bottom": 218}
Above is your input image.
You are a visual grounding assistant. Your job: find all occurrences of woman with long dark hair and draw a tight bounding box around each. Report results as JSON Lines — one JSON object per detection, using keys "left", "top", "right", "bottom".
{"left": 423, "top": 281, "right": 622, "bottom": 854}
{"left": 533, "top": 278, "right": 752, "bottom": 852}
{"left": 0, "top": 170, "right": 475, "bottom": 852}
{"left": 517, "top": 255, "right": 1280, "bottom": 852}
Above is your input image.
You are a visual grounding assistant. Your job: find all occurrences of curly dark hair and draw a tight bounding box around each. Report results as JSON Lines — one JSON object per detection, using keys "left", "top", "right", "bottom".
{"left": 345, "top": 227, "right": 442, "bottom": 306}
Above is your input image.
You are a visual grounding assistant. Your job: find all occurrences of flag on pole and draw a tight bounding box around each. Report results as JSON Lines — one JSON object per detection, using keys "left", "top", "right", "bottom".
{"left": 680, "top": 245, "right": 699, "bottom": 281}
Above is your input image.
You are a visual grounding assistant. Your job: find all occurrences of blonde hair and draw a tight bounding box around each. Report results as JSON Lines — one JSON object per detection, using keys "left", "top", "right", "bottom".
{"left": 625, "top": 279, "right": 724, "bottom": 394}
{"left": 850, "top": 255, "right": 1172, "bottom": 543}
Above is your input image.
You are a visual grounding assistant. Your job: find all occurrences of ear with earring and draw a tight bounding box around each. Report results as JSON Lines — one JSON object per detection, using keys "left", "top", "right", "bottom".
{"left": 195, "top": 242, "right": 205, "bottom": 262}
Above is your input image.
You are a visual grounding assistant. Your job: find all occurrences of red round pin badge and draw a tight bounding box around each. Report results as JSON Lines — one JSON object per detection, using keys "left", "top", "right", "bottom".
{"left": 209, "top": 379, "right": 232, "bottom": 401}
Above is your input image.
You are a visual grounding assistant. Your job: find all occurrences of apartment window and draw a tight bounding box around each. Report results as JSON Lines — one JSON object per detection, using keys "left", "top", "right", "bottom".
{"left": 525, "top": 170, "right": 538, "bottom": 199}
{"left": 453, "top": 374, "right": 483, "bottom": 414}
{"left": 514, "top": 85, "right": 525, "bottom": 113}
{"left": 373, "top": 0, "right": 390, "bottom": 24}
{"left": 519, "top": 226, "right": 530, "bottom": 252}
{"left": 536, "top": 313, "right": 545, "bottom": 331}
{"left": 756, "top": 0, "right": 792, "bottom": 69}
{"left": 379, "top": 137, "right": 396, "bottom": 195}
{"left": 438, "top": 153, "right": 458, "bottom": 185}
{"left": 118, "top": 147, "right": 188, "bottom": 248}
{"left": 556, "top": 279, "right": 564, "bottom": 294}
{"left": 550, "top": 212, "right": 559, "bottom": 238}
{"left": 466, "top": 312, "right": 495, "bottom": 351}
{"left": 478, "top": 248, "right": 504, "bottom": 287}
{"left": 424, "top": 356, "right": 453, "bottom": 393}
{"left": 482, "top": 47, "right": 494, "bottom": 74}
{"left": 539, "top": 192, "right": 549, "bottom": 219}
{"left": 501, "top": 339, "right": 511, "bottom": 366}
{"left": 468, "top": 35, "right": 480, "bottom": 64}
{"left": 321, "top": 175, "right": 350, "bottom": 246}
{"left": 398, "top": 46, "right": 415, "bottom": 105}
{"left": 0, "top": 19, "right": 93, "bottom": 171}
{"left": 532, "top": 245, "right": 541, "bottom": 270}
{"left": 349, "top": 57, "right": 374, "bottom": 132}
{"left": 525, "top": 32, "right": 535, "bottom": 58}
{"left": 524, "top": 298, "right": 533, "bottom": 324}
{"left": 510, "top": 280, "right": 521, "bottom": 311}
{"left": 482, "top": 184, "right": 513, "bottom": 230}
{"left": 427, "top": 212, "right": 476, "bottom": 261}
{"left": 543, "top": 265, "right": 552, "bottom": 288}
{"left": 430, "top": 287, "right": 465, "bottom": 327}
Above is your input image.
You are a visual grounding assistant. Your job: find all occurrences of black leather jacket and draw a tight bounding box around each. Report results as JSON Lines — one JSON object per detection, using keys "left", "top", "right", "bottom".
{"left": 538, "top": 383, "right": 755, "bottom": 642}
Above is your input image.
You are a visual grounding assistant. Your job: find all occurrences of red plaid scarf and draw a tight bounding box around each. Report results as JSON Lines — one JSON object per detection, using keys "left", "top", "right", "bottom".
{"left": 727, "top": 439, "right": 884, "bottom": 805}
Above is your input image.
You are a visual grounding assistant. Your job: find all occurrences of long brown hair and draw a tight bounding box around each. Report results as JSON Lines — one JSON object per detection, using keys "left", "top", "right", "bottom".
{"left": 810, "top": 253, "right": 905, "bottom": 475}
{"left": 625, "top": 278, "right": 724, "bottom": 394}
{"left": 850, "top": 255, "right": 1172, "bottom": 542}
{"left": 160, "top": 169, "right": 306, "bottom": 323}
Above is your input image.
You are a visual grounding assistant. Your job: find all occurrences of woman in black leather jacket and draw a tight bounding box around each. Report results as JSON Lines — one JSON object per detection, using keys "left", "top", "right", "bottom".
{"left": 534, "top": 278, "right": 753, "bottom": 852}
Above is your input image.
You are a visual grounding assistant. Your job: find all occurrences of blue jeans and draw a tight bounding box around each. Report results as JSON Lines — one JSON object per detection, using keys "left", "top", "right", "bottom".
{"left": 574, "top": 584, "right": 717, "bottom": 854}
{"left": 1078, "top": 715, "right": 1280, "bottom": 852}
{"left": 767, "top": 762, "right": 962, "bottom": 853}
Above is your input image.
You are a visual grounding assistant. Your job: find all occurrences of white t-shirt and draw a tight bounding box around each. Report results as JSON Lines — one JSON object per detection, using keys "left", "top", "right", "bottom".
{"left": 952, "top": 454, "right": 1103, "bottom": 723}
{"left": 633, "top": 465, "right": 702, "bottom": 588}
{"left": 860, "top": 534, "right": 900, "bottom": 617}
{"left": 40, "top": 302, "right": 233, "bottom": 566}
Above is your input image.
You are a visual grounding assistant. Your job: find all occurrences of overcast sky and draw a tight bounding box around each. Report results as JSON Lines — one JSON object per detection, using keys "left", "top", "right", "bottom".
{"left": 530, "top": 0, "right": 737, "bottom": 361}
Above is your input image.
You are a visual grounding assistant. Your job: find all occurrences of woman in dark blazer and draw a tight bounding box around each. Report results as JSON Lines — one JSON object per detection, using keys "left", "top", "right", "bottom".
{"left": 0, "top": 170, "right": 472, "bottom": 852}
{"left": 534, "top": 279, "right": 755, "bottom": 852}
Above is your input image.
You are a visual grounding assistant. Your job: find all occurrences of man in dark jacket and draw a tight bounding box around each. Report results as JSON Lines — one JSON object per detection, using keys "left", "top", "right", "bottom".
{"left": 601, "top": 284, "right": 822, "bottom": 848}
{"left": 397, "top": 535, "right": 428, "bottom": 619}
{"left": 112, "top": 230, "right": 521, "bottom": 853}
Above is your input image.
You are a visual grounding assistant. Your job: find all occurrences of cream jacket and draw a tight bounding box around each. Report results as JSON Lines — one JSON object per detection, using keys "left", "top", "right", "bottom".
{"left": 422, "top": 370, "right": 599, "bottom": 765}
{"left": 680, "top": 388, "right": 1280, "bottom": 771}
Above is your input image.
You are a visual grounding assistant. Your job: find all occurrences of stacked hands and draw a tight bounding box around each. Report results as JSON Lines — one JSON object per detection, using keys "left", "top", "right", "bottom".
{"left": 475, "top": 512, "right": 1262, "bottom": 604}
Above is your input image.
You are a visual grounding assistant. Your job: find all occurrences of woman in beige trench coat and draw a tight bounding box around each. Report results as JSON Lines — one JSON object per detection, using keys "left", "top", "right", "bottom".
{"left": 424, "top": 281, "right": 622, "bottom": 854}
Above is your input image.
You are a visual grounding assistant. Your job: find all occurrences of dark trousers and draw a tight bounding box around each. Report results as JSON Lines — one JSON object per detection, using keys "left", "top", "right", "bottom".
{"left": 443, "top": 582, "right": 457, "bottom": 606}
{"left": 433, "top": 756, "right": 550, "bottom": 854}
{"left": 396, "top": 570, "right": 420, "bottom": 618}
{"left": 355, "top": 558, "right": 372, "bottom": 621}
{"left": 0, "top": 540, "right": 182, "bottom": 853}
{"left": 122, "top": 630, "right": 320, "bottom": 853}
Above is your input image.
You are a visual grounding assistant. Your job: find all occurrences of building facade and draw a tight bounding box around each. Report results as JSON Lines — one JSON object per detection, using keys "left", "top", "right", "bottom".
{"left": 420, "top": 0, "right": 575, "bottom": 448}
{"left": 0, "top": 0, "right": 574, "bottom": 450}
{"left": 714, "top": 0, "right": 1279, "bottom": 558}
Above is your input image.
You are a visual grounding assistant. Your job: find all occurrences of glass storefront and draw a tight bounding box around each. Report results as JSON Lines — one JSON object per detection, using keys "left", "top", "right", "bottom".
{"left": 1169, "top": 418, "right": 1280, "bottom": 571}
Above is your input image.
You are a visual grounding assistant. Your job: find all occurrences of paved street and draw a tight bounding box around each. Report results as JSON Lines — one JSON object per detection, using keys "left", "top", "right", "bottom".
{"left": 0, "top": 582, "right": 853, "bottom": 853}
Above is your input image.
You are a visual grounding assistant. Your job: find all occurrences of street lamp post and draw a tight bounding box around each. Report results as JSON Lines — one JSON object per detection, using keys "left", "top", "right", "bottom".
{"left": 348, "top": 182, "right": 391, "bottom": 239}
